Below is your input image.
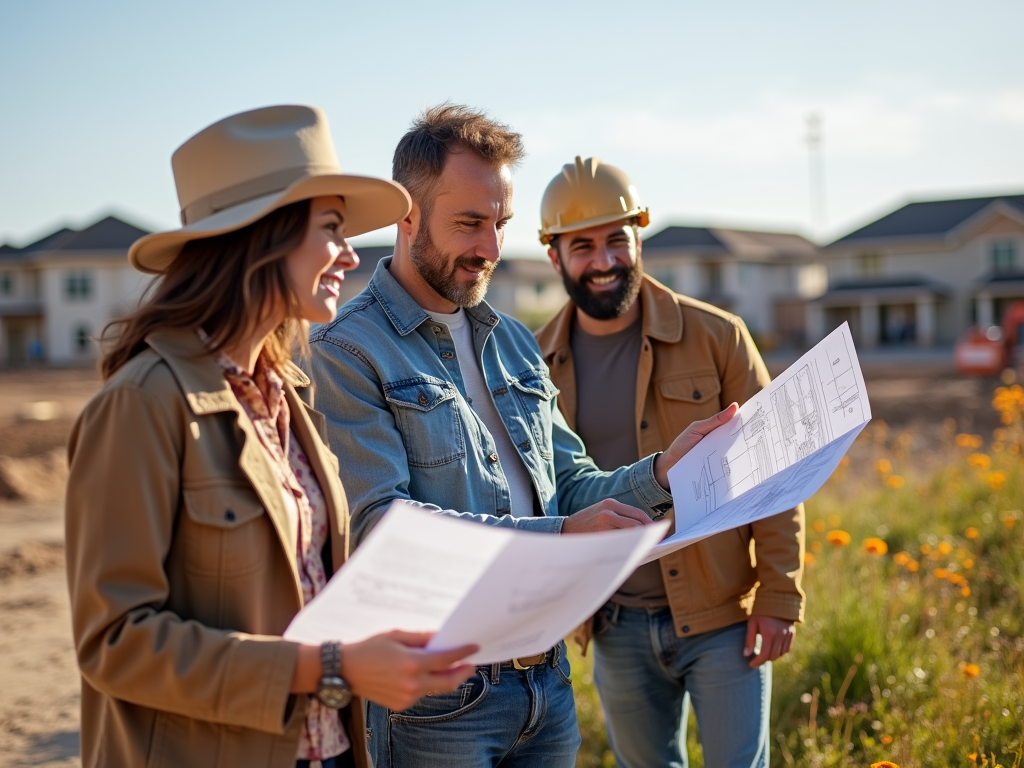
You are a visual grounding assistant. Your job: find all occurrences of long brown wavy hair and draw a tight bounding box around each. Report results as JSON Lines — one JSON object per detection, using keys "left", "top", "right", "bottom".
{"left": 101, "top": 199, "right": 311, "bottom": 379}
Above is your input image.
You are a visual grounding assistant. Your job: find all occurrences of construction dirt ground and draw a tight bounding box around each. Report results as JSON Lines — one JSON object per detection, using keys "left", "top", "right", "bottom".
{"left": 0, "top": 361, "right": 1014, "bottom": 766}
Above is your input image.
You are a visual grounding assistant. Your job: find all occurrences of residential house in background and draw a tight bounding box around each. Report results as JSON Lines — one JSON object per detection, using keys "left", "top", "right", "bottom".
{"left": 810, "top": 194, "right": 1024, "bottom": 348}
{"left": 639, "top": 225, "right": 825, "bottom": 348}
{"left": 0, "top": 216, "right": 151, "bottom": 366}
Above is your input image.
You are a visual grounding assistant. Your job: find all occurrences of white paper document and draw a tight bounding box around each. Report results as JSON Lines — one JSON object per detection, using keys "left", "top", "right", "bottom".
{"left": 644, "top": 322, "right": 871, "bottom": 565}
{"left": 285, "top": 501, "right": 669, "bottom": 665}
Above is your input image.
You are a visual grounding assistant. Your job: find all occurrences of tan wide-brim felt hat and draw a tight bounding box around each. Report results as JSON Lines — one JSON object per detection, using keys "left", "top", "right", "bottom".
{"left": 128, "top": 104, "right": 411, "bottom": 274}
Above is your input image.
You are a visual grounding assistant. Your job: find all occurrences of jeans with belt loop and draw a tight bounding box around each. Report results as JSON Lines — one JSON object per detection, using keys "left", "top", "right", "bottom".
{"left": 365, "top": 641, "right": 580, "bottom": 768}
{"left": 592, "top": 604, "right": 771, "bottom": 768}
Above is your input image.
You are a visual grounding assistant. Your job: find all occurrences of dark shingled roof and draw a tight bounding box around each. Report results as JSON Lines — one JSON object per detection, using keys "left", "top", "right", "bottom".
{"left": 5, "top": 217, "right": 151, "bottom": 256}
{"left": 831, "top": 194, "right": 1024, "bottom": 244}
{"left": 643, "top": 226, "right": 725, "bottom": 250}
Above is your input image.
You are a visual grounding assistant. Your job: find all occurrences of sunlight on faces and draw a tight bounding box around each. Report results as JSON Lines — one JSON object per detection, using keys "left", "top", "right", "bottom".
{"left": 286, "top": 196, "right": 357, "bottom": 323}
{"left": 547, "top": 219, "right": 643, "bottom": 320}
{"left": 410, "top": 152, "right": 513, "bottom": 308}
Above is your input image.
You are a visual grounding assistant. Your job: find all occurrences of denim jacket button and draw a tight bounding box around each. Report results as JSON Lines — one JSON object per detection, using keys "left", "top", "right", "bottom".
{"left": 681, "top": 625, "right": 690, "bottom": 634}
{"left": 441, "top": 351, "right": 455, "bottom": 360}
{"left": 519, "top": 440, "right": 531, "bottom": 451}
{"left": 488, "top": 452, "right": 499, "bottom": 462}
{"left": 418, "top": 393, "right": 428, "bottom": 406}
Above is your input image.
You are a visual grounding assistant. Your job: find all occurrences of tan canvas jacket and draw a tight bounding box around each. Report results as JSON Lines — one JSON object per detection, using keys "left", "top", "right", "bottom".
{"left": 65, "top": 328, "right": 369, "bottom": 768}
{"left": 536, "top": 275, "right": 805, "bottom": 648}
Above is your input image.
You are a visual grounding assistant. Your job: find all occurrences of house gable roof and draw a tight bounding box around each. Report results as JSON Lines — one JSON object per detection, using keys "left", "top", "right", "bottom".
{"left": 643, "top": 225, "right": 817, "bottom": 260}
{"left": 830, "top": 194, "right": 1024, "bottom": 246}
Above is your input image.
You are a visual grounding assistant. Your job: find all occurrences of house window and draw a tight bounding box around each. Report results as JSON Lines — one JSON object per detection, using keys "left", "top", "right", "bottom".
{"left": 856, "top": 252, "right": 883, "bottom": 276}
{"left": 65, "top": 271, "right": 94, "bottom": 300}
{"left": 704, "top": 263, "right": 723, "bottom": 293}
{"left": 738, "top": 263, "right": 756, "bottom": 287}
{"left": 0, "top": 272, "right": 12, "bottom": 296}
{"left": 991, "top": 240, "right": 1017, "bottom": 273}
{"left": 74, "top": 325, "right": 92, "bottom": 354}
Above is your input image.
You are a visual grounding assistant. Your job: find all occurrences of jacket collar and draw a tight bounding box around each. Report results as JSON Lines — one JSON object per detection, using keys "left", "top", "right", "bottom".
{"left": 536, "top": 273, "right": 683, "bottom": 361}
{"left": 367, "top": 255, "right": 501, "bottom": 335}
{"left": 144, "top": 327, "right": 311, "bottom": 416}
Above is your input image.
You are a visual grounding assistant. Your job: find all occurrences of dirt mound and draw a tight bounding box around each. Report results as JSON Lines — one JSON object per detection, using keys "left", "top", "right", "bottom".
{"left": 0, "top": 540, "right": 64, "bottom": 581}
{"left": 0, "top": 418, "right": 75, "bottom": 459}
{"left": 0, "top": 449, "right": 69, "bottom": 503}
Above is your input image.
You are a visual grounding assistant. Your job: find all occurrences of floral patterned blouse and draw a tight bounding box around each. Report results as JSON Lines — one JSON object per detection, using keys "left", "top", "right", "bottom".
{"left": 209, "top": 342, "right": 350, "bottom": 761}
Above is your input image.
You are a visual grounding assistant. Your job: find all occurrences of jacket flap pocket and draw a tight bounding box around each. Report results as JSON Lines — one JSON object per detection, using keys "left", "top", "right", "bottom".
{"left": 385, "top": 379, "right": 457, "bottom": 412}
{"left": 659, "top": 374, "right": 722, "bottom": 404}
{"left": 511, "top": 372, "right": 559, "bottom": 401}
{"left": 183, "top": 487, "right": 265, "bottom": 529}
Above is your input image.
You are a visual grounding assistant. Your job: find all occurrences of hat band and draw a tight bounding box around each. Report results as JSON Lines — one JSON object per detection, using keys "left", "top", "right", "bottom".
{"left": 180, "top": 163, "right": 341, "bottom": 225}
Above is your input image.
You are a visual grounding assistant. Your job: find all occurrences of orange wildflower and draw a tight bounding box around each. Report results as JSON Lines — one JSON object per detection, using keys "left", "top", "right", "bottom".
{"left": 1004, "top": 514, "right": 1016, "bottom": 529}
{"left": 956, "top": 433, "right": 983, "bottom": 449}
{"left": 937, "top": 541, "right": 952, "bottom": 555}
{"left": 812, "top": 519, "right": 825, "bottom": 533}
{"left": 965, "top": 527, "right": 979, "bottom": 540}
{"left": 804, "top": 552, "right": 816, "bottom": 565}
{"left": 862, "top": 537, "right": 888, "bottom": 555}
{"left": 875, "top": 458, "right": 892, "bottom": 475}
{"left": 986, "top": 471, "right": 1007, "bottom": 491}
{"left": 886, "top": 475, "right": 905, "bottom": 489}
{"left": 810, "top": 540, "right": 823, "bottom": 553}
{"left": 826, "top": 529, "right": 851, "bottom": 546}
{"left": 880, "top": 735, "right": 893, "bottom": 745}
{"left": 933, "top": 568, "right": 949, "bottom": 579}
{"left": 961, "top": 585, "right": 971, "bottom": 597}
{"left": 962, "top": 558, "right": 974, "bottom": 569}
{"left": 920, "top": 543, "right": 932, "bottom": 555}
{"left": 906, "top": 560, "right": 920, "bottom": 572}
{"left": 960, "top": 662, "right": 980, "bottom": 678}
{"left": 893, "top": 551, "right": 912, "bottom": 566}
{"left": 871, "top": 762, "right": 901, "bottom": 768}
{"left": 967, "top": 453, "right": 992, "bottom": 470}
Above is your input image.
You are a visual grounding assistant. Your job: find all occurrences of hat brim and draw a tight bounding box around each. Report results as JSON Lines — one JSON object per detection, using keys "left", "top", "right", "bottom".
{"left": 538, "top": 208, "right": 649, "bottom": 244}
{"left": 129, "top": 173, "right": 411, "bottom": 274}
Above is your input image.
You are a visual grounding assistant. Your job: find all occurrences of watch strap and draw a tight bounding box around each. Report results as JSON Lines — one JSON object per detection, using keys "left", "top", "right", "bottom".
{"left": 320, "top": 641, "right": 342, "bottom": 678}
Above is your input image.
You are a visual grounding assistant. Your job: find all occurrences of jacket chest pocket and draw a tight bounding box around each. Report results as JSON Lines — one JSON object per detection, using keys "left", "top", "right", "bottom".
{"left": 656, "top": 374, "right": 723, "bottom": 434}
{"left": 385, "top": 379, "right": 466, "bottom": 468}
{"left": 510, "top": 372, "right": 559, "bottom": 459}
{"left": 182, "top": 486, "right": 269, "bottom": 577}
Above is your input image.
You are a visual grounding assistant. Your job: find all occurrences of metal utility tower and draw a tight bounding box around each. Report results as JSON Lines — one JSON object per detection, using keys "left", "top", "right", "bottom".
{"left": 805, "top": 113, "right": 827, "bottom": 235}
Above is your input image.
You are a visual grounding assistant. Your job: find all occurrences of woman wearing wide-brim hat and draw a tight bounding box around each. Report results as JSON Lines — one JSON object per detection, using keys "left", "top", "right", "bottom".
{"left": 65, "top": 105, "right": 477, "bottom": 768}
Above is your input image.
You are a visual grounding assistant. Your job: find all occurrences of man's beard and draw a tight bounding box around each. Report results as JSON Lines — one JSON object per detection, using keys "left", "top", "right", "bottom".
{"left": 410, "top": 226, "right": 496, "bottom": 308}
{"left": 560, "top": 252, "right": 643, "bottom": 320}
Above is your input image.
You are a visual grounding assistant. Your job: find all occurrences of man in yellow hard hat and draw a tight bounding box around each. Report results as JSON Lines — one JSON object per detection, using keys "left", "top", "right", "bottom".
{"left": 535, "top": 157, "right": 806, "bottom": 768}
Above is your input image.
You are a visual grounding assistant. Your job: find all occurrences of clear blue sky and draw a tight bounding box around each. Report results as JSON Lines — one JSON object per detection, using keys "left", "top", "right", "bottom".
{"left": 2, "top": 0, "right": 1022, "bottom": 254}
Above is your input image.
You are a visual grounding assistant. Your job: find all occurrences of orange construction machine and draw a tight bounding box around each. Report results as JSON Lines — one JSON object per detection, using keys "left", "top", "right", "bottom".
{"left": 954, "top": 301, "right": 1024, "bottom": 376}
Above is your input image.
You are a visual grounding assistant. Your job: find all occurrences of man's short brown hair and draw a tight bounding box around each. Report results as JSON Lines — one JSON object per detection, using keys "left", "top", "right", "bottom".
{"left": 392, "top": 103, "right": 525, "bottom": 214}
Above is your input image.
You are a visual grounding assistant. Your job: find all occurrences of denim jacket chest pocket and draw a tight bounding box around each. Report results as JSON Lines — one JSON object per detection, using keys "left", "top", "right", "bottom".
{"left": 385, "top": 378, "right": 466, "bottom": 468}
{"left": 510, "top": 372, "right": 559, "bottom": 460}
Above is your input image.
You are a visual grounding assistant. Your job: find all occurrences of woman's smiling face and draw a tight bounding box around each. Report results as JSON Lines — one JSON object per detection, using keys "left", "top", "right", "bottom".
{"left": 286, "top": 196, "right": 359, "bottom": 324}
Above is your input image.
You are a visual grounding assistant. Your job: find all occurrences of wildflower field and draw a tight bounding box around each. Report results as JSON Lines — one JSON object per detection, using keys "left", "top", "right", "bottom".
{"left": 574, "top": 384, "right": 1024, "bottom": 768}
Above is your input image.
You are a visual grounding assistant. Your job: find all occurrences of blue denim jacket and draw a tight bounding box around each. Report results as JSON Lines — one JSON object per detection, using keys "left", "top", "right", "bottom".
{"left": 308, "top": 257, "right": 673, "bottom": 547}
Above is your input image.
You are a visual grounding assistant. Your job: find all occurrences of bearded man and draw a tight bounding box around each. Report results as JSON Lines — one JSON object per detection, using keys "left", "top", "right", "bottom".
{"left": 535, "top": 157, "right": 806, "bottom": 768}
{"left": 307, "top": 110, "right": 734, "bottom": 768}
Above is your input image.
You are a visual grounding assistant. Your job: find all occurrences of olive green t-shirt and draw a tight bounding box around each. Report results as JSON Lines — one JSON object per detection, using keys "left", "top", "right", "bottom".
{"left": 571, "top": 316, "right": 668, "bottom": 607}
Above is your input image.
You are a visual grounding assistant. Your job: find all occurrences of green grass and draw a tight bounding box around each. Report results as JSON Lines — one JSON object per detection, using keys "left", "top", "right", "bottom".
{"left": 573, "top": 389, "right": 1024, "bottom": 768}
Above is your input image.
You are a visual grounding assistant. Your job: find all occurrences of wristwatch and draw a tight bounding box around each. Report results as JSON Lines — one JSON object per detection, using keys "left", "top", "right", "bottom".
{"left": 316, "top": 641, "right": 352, "bottom": 709}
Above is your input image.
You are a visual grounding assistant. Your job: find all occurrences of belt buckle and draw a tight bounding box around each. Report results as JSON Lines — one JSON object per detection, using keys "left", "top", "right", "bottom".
{"left": 512, "top": 657, "right": 530, "bottom": 670}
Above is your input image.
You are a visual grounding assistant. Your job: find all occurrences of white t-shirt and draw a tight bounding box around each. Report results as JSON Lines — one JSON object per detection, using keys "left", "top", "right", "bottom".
{"left": 428, "top": 307, "right": 536, "bottom": 518}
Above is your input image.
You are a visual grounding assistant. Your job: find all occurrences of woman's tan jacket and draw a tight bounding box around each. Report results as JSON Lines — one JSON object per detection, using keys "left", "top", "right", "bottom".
{"left": 65, "top": 329, "right": 368, "bottom": 768}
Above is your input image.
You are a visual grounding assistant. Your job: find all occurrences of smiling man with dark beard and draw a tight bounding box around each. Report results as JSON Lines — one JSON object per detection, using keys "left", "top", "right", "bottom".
{"left": 535, "top": 156, "right": 806, "bottom": 768}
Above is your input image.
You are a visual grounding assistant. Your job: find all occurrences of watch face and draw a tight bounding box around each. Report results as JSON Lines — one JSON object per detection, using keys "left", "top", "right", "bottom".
{"left": 317, "top": 677, "right": 352, "bottom": 709}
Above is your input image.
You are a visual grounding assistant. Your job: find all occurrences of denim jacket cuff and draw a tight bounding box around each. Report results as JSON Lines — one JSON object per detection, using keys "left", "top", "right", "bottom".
{"left": 514, "top": 514, "right": 565, "bottom": 534}
{"left": 630, "top": 454, "right": 675, "bottom": 520}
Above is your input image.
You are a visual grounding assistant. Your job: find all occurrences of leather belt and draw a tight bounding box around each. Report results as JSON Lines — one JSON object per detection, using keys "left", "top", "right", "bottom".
{"left": 504, "top": 652, "right": 549, "bottom": 670}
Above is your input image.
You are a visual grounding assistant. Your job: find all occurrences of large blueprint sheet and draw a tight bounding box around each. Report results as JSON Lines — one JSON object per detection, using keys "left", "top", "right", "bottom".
{"left": 285, "top": 501, "right": 669, "bottom": 664}
{"left": 645, "top": 322, "right": 870, "bottom": 564}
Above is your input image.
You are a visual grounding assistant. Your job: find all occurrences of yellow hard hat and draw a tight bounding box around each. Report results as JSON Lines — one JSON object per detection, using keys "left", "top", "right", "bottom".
{"left": 539, "top": 156, "right": 649, "bottom": 245}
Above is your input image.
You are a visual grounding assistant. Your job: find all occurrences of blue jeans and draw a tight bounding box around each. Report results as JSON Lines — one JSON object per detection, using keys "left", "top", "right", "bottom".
{"left": 366, "top": 643, "right": 581, "bottom": 767}
{"left": 592, "top": 605, "right": 771, "bottom": 768}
